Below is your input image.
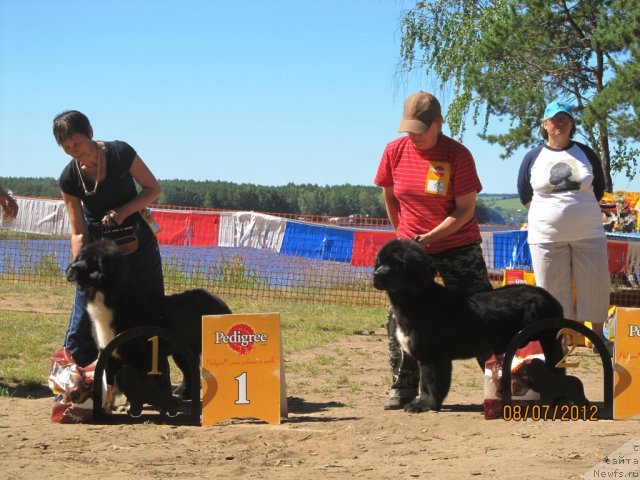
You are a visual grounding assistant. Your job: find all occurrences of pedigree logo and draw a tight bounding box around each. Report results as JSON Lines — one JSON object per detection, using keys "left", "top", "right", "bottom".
{"left": 215, "top": 323, "right": 268, "bottom": 355}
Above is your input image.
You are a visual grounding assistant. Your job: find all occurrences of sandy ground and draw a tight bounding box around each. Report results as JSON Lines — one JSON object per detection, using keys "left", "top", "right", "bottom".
{"left": 2, "top": 319, "right": 640, "bottom": 480}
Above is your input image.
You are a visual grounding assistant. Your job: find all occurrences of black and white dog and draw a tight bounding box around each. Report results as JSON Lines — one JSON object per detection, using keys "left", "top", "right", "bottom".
{"left": 66, "top": 239, "right": 231, "bottom": 405}
{"left": 373, "top": 239, "right": 565, "bottom": 413}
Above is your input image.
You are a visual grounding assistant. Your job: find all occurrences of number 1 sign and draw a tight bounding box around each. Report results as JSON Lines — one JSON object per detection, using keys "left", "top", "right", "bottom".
{"left": 201, "top": 313, "right": 287, "bottom": 425}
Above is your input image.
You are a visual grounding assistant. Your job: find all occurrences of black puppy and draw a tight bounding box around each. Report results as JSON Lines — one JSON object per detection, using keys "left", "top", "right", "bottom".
{"left": 66, "top": 239, "right": 232, "bottom": 404}
{"left": 527, "top": 358, "right": 588, "bottom": 407}
{"left": 373, "top": 239, "right": 565, "bottom": 413}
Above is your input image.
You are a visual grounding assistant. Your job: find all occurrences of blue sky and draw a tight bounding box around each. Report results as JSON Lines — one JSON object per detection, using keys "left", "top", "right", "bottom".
{"left": 1, "top": 0, "right": 637, "bottom": 194}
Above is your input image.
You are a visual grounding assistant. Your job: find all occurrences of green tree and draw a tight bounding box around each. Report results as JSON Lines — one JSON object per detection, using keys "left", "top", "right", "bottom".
{"left": 475, "top": 201, "right": 491, "bottom": 224}
{"left": 298, "top": 187, "right": 327, "bottom": 215}
{"left": 359, "top": 189, "right": 387, "bottom": 218}
{"left": 1, "top": 177, "right": 61, "bottom": 198}
{"left": 399, "top": 0, "right": 640, "bottom": 191}
{"left": 159, "top": 183, "right": 203, "bottom": 207}
{"left": 2, "top": 176, "right": 398, "bottom": 218}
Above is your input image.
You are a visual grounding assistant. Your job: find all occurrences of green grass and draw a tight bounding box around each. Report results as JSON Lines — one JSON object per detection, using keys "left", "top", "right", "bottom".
{"left": 0, "top": 280, "right": 73, "bottom": 308}
{"left": 478, "top": 194, "right": 527, "bottom": 224}
{"left": 0, "top": 283, "right": 385, "bottom": 397}
{"left": 0, "top": 311, "right": 67, "bottom": 389}
{"left": 478, "top": 194, "right": 523, "bottom": 210}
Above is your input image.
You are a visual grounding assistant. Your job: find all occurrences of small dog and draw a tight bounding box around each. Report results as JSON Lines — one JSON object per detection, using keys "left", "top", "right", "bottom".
{"left": 527, "top": 358, "right": 588, "bottom": 406}
{"left": 373, "top": 239, "right": 565, "bottom": 413}
{"left": 66, "top": 239, "right": 232, "bottom": 407}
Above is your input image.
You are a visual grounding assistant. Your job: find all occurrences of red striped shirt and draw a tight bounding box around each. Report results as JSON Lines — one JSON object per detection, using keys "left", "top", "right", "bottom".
{"left": 374, "top": 135, "right": 483, "bottom": 254}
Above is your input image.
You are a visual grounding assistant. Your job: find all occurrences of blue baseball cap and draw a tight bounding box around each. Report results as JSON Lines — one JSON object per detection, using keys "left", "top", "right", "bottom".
{"left": 543, "top": 100, "right": 574, "bottom": 120}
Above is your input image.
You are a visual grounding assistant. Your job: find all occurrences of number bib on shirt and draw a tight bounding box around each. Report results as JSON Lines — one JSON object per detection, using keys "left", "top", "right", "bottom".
{"left": 425, "top": 161, "right": 451, "bottom": 196}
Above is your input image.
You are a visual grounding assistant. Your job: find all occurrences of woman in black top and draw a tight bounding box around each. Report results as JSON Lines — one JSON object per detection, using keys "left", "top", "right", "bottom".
{"left": 55, "top": 110, "right": 164, "bottom": 366}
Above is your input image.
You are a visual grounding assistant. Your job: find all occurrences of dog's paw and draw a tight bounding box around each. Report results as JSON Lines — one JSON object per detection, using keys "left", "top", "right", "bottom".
{"left": 404, "top": 397, "right": 442, "bottom": 413}
{"left": 404, "top": 399, "right": 431, "bottom": 413}
{"left": 127, "top": 401, "right": 143, "bottom": 418}
{"left": 172, "top": 382, "right": 192, "bottom": 400}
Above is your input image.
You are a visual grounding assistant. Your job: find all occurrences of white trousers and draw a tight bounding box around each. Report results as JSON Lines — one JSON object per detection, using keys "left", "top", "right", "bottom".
{"left": 528, "top": 236, "right": 610, "bottom": 325}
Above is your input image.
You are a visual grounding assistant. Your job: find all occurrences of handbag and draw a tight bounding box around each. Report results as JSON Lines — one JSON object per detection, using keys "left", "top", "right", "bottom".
{"left": 48, "top": 347, "right": 96, "bottom": 423}
{"left": 102, "top": 225, "right": 139, "bottom": 255}
{"left": 89, "top": 222, "right": 139, "bottom": 255}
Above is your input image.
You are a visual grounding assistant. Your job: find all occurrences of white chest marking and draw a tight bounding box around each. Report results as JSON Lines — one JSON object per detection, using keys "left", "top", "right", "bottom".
{"left": 87, "top": 292, "right": 116, "bottom": 351}
{"left": 395, "top": 326, "right": 411, "bottom": 355}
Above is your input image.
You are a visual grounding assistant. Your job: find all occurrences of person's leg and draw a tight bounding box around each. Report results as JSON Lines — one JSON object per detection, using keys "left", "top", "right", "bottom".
{"left": 434, "top": 243, "right": 493, "bottom": 293}
{"left": 529, "top": 242, "right": 574, "bottom": 319}
{"left": 384, "top": 308, "right": 419, "bottom": 409}
{"left": 63, "top": 287, "right": 98, "bottom": 367}
{"left": 432, "top": 243, "right": 493, "bottom": 370}
{"left": 126, "top": 224, "right": 164, "bottom": 296}
{"left": 571, "top": 236, "right": 611, "bottom": 343}
{"left": 124, "top": 225, "right": 173, "bottom": 393}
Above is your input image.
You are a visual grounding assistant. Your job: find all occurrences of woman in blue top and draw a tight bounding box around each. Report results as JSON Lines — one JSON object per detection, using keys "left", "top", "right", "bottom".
{"left": 517, "top": 100, "right": 611, "bottom": 350}
{"left": 55, "top": 110, "right": 164, "bottom": 366}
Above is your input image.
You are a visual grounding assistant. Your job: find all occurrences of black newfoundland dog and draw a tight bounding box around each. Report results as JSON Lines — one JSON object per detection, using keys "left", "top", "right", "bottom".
{"left": 66, "top": 239, "right": 231, "bottom": 403}
{"left": 373, "top": 239, "right": 565, "bottom": 413}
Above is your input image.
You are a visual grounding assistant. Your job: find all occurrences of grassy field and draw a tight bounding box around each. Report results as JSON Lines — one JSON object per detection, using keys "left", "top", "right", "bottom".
{"left": 478, "top": 194, "right": 523, "bottom": 210}
{"left": 0, "top": 281, "right": 385, "bottom": 396}
{"left": 478, "top": 193, "right": 527, "bottom": 224}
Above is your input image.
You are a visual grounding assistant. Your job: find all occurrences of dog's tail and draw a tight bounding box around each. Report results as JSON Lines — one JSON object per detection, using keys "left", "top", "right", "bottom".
{"left": 525, "top": 288, "right": 564, "bottom": 324}
{"left": 524, "top": 289, "right": 566, "bottom": 374}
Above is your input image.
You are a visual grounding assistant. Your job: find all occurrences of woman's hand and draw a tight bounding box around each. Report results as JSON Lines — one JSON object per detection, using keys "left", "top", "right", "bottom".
{"left": 413, "top": 233, "right": 430, "bottom": 246}
{"left": 101, "top": 209, "right": 123, "bottom": 227}
{"left": 418, "top": 191, "right": 478, "bottom": 245}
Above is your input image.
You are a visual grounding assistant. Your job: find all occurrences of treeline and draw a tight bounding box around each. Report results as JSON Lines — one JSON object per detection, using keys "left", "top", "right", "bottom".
{"left": 0, "top": 176, "right": 504, "bottom": 223}
{"left": 0, "top": 177, "right": 388, "bottom": 218}
{"left": 158, "top": 180, "right": 388, "bottom": 217}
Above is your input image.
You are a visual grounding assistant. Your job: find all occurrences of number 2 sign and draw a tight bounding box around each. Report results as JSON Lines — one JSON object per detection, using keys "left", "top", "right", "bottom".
{"left": 201, "top": 313, "right": 287, "bottom": 425}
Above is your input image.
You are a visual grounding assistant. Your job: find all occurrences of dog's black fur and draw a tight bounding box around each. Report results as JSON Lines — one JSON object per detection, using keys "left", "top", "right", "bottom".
{"left": 116, "top": 365, "right": 179, "bottom": 417}
{"left": 527, "top": 358, "right": 588, "bottom": 407}
{"left": 373, "top": 239, "right": 565, "bottom": 413}
{"left": 66, "top": 239, "right": 232, "bottom": 401}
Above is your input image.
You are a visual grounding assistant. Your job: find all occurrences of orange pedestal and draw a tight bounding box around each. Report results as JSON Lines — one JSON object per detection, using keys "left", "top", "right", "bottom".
{"left": 613, "top": 307, "right": 640, "bottom": 419}
{"left": 201, "top": 313, "right": 287, "bottom": 425}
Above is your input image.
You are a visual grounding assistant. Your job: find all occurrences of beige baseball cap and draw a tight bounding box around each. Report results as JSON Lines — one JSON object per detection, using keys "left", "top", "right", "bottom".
{"left": 398, "top": 92, "right": 442, "bottom": 134}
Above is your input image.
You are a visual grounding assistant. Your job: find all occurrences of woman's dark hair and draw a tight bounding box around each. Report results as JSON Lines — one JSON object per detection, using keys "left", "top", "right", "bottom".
{"left": 540, "top": 121, "right": 576, "bottom": 140}
{"left": 53, "top": 110, "right": 92, "bottom": 145}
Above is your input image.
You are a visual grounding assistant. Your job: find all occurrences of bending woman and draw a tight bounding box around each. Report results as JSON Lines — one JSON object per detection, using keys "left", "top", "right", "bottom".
{"left": 54, "top": 110, "right": 164, "bottom": 366}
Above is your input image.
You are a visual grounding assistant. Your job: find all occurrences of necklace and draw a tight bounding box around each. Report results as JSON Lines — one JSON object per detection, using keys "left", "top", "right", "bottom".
{"left": 75, "top": 144, "right": 103, "bottom": 196}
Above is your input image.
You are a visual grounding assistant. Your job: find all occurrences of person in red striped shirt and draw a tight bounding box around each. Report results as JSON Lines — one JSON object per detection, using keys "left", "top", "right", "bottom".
{"left": 374, "top": 91, "right": 492, "bottom": 410}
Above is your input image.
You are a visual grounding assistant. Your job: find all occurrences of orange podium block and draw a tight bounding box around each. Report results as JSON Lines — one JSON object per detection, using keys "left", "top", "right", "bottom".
{"left": 613, "top": 307, "right": 640, "bottom": 419}
{"left": 201, "top": 313, "right": 287, "bottom": 425}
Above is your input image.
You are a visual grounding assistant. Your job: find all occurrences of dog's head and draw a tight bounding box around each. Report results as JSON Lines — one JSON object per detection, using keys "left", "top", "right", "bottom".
{"left": 65, "top": 239, "right": 127, "bottom": 294}
{"left": 372, "top": 239, "right": 437, "bottom": 292}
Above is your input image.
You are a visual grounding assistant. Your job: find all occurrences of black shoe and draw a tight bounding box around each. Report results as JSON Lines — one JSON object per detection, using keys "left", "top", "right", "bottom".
{"left": 383, "top": 396, "right": 415, "bottom": 410}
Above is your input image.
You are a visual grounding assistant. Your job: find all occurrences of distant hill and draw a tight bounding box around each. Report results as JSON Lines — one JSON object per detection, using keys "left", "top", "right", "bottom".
{"left": 478, "top": 194, "right": 526, "bottom": 225}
